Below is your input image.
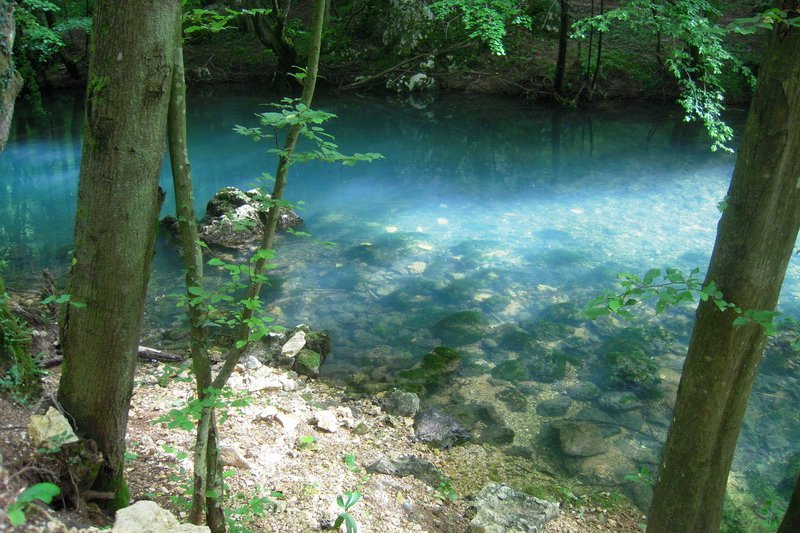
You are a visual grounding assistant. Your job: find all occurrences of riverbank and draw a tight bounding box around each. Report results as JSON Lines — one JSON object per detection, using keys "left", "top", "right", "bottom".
{"left": 1, "top": 357, "right": 645, "bottom": 532}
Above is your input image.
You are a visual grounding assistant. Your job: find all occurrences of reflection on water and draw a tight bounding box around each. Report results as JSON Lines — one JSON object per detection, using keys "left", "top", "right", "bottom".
{"left": 2, "top": 87, "right": 798, "bottom": 517}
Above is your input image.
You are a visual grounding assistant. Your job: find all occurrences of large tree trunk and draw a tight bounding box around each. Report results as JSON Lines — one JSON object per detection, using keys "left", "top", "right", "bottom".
{"left": 57, "top": 0, "right": 179, "bottom": 510}
{"left": 1, "top": 0, "right": 23, "bottom": 151}
{"left": 647, "top": 8, "right": 800, "bottom": 532}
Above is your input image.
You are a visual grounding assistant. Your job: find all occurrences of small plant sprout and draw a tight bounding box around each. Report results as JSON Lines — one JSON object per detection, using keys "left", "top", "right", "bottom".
{"left": 333, "top": 491, "right": 362, "bottom": 533}
{"left": 7, "top": 482, "right": 61, "bottom": 526}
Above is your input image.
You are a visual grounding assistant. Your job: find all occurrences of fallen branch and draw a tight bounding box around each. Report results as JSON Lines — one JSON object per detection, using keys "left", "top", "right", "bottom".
{"left": 42, "top": 346, "right": 184, "bottom": 368}
{"left": 338, "top": 40, "right": 473, "bottom": 91}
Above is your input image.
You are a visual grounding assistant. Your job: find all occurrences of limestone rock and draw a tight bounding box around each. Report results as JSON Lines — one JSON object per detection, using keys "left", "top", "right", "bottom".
{"left": 281, "top": 331, "right": 307, "bottom": 358}
{"left": 112, "top": 500, "right": 210, "bottom": 532}
{"left": 470, "top": 483, "right": 559, "bottom": 533}
{"left": 219, "top": 445, "right": 252, "bottom": 469}
{"left": 314, "top": 410, "right": 339, "bottom": 433}
{"left": 413, "top": 408, "right": 470, "bottom": 449}
{"left": 28, "top": 407, "right": 79, "bottom": 449}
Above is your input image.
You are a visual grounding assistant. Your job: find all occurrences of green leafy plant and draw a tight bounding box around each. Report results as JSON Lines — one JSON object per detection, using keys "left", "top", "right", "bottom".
{"left": 343, "top": 453, "right": 358, "bottom": 472}
{"left": 624, "top": 466, "right": 653, "bottom": 486}
{"left": 154, "top": 386, "right": 251, "bottom": 431}
{"left": 7, "top": 482, "right": 61, "bottom": 526}
{"left": 435, "top": 477, "right": 458, "bottom": 503}
{"left": 296, "top": 435, "right": 318, "bottom": 451}
{"left": 333, "top": 491, "right": 362, "bottom": 533}
{"left": 584, "top": 267, "right": 778, "bottom": 335}
{"left": 430, "top": 0, "right": 531, "bottom": 55}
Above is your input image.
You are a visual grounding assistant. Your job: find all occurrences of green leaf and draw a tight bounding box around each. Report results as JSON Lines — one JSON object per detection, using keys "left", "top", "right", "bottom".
{"left": 8, "top": 508, "right": 26, "bottom": 526}
{"left": 643, "top": 268, "right": 660, "bottom": 285}
{"left": 16, "top": 482, "right": 60, "bottom": 505}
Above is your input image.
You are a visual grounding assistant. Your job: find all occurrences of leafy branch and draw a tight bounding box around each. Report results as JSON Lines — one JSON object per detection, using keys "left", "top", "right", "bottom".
{"left": 584, "top": 267, "right": 778, "bottom": 334}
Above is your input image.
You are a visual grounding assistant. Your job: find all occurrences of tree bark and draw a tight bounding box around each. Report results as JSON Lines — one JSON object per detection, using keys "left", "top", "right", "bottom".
{"left": 56, "top": 0, "right": 179, "bottom": 510}
{"left": 1, "top": 0, "right": 23, "bottom": 151}
{"left": 553, "top": 0, "right": 570, "bottom": 97}
{"left": 778, "top": 471, "right": 800, "bottom": 533}
{"left": 647, "top": 8, "right": 800, "bottom": 532}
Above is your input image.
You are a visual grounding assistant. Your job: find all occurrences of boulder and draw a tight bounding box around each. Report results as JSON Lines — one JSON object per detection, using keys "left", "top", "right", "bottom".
{"left": 554, "top": 421, "right": 608, "bottom": 457}
{"left": 112, "top": 500, "right": 210, "bottom": 532}
{"left": 366, "top": 454, "right": 443, "bottom": 488}
{"left": 28, "top": 407, "right": 79, "bottom": 449}
{"left": 198, "top": 187, "right": 302, "bottom": 248}
{"left": 536, "top": 396, "right": 572, "bottom": 417}
{"left": 413, "top": 408, "right": 470, "bottom": 449}
{"left": 470, "top": 483, "right": 559, "bottom": 533}
{"left": 382, "top": 389, "right": 420, "bottom": 417}
{"left": 430, "top": 311, "right": 489, "bottom": 346}
{"left": 293, "top": 348, "right": 322, "bottom": 377}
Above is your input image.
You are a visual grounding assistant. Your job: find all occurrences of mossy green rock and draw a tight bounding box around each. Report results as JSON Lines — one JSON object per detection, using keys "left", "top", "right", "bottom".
{"left": 431, "top": 310, "right": 489, "bottom": 346}
{"left": 294, "top": 349, "right": 322, "bottom": 377}
{"left": 491, "top": 359, "right": 529, "bottom": 382}
{"left": 398, "top": 346, "right": 462, "bottom": 392}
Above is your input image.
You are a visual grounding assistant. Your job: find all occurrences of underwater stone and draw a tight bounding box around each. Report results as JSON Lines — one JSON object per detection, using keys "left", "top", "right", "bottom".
{"left": 496, "top": 387, "right": 528, "bottom": 412}
{"left": 554, "top": 421, "right": 608, "bottom": 457}
{"left": 599, "top": 391, "right": 644, "bottom": 412}
{"left": 382, "top": 389, "right": 420, "bottom": 417}
{"left": 430, "top": 311, "right": 489, "bottom": 346}
{"left": 536, "top": 396, "right": 572, "bottom": 417}
{"left": 566, "top": 382, "right": 601, "bottom": 401}
{"left": 447, "top": 403, "right": 515, "bottom": 445}
{"left": 490, "top": 359, "right": 529, "bottom": 382}
{"left": 470, "top": 483, "right": 560, "bottom": 533}
{"left": 398, "top": 346, "right": 463, "bottom": 392}
{"left": 413, "top": 408, "right": 470, "bottom": 449}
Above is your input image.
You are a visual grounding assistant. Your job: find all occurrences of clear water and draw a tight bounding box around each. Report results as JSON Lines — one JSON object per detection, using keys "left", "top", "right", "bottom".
{"left": 2, "top": 87, "right": 798, "bottom": 517}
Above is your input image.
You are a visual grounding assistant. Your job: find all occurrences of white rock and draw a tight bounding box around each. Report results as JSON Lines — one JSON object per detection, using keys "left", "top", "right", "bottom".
{"left": 314, "top": 410, "right": 339, "bottom": 433}
{"left": 28, "top": 407, "right": 79, "bottom": 449}
{"left": 255, "top": 406, "right": 279, "bottom": 421}
{"left": 249, "top": 378, "right": 284, "bottom": 393}
{"left": 408, "top": 261, "right": 426, "bottom": 274}
{"left": 112, "top": 500, "right": 209, "bottom": 532}
{"left": 242, "top": 355, "right": 263, "bottom": 370}
{"left": 276, "top": 413, "right": 300, "bottom": 432}
{"left": 219, "top": 445, "right": 252, "bottom": 470}
{"left": 139, "top": 435, "right": 158, "bottom": 456}
{"left": 281, "top": 331, "right": 307, "bottom": 358}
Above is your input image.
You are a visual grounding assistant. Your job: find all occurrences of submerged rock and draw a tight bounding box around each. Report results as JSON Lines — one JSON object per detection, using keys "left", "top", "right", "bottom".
{"left": 413, "top": 408, "right": 470, "bottom": 449}
{"left": 447, "top": 403, "right": 515, "bottom": 445}
{"left": 198, "top": 187, "right": 302, "bottom": 248}
{"left": 553, "top": 421, "right": 608, "bottom": 457}
{"left": 470, "top": 483, "right": 560, "bottom": 533}
{"left": 398, "top": 346, "right": 462, "bottom": 393}
{"left": 536, "top": 396, "right": 572, "bottom": 417}
{"left": 382, "top": 389, "right": 420, "bottom": 417}
{"left": 431, "top": 311, "right": 489, "bottom": 346}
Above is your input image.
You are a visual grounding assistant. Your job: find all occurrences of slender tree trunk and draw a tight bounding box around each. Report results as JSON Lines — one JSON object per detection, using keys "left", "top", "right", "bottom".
{"left": 778, "top": 471, "right": 800, "bottom": 533}
{"left": 1, "top": 0, "right": 23, "bottom": 151}
{"left": 57, "top": 0, "right": 179, "bottom": 510}
{"left": 553, "top": 0, "right": 570, "bottom": 97}
{"left": 647, "top": 10, "right": 800, "bottom": 533}
{"left": 589, "top": 0, "right": 604, "bottom": 92}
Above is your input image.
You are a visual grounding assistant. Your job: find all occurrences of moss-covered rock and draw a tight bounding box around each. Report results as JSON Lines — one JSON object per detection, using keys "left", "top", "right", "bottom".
{"left": 293, "top": 348, "right": 322, "bottom": 377}
{"left": 522, "top": 320, "right": 572, "bottom": 342}
{"left": 398, "top": 346, "right": 463, "bottom": 393}
{"left": 490, "top": 359, "right": 529, "bottom": 382}
{"left": 496, "top": 387, "right": 528, "bottom": 412}
{"left": 431, "top": 310, "right": 489, "bottom": 346}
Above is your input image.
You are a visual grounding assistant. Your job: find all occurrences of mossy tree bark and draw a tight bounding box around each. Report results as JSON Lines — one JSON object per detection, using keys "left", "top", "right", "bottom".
{"left": 1, "top": 0, "right": 23, "bottom": 151}
{"left": 56, "top": 0, "right": 179, "bottom": 510}
{"left": 647, "top": 6, "right": 800, "bottom": 532}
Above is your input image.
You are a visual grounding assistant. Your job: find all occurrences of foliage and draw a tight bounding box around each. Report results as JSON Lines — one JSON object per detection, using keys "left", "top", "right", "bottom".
{"left": 154, "top": 386, "right": 251, "bottom": 430}
{"left": 234, "top": 97, "right": 383, "bottom": 168}
{"left": 573, "top": 0, "right": 754, "bottom": 152}
{"left": 6, "top": 482, "right": 60, "bottom": 526}
{"left": 435, "top": 477, "right": 458, "bottom": 502}
{"left": 430, "top": 0, "right": 530, "bottom": 55}
{"left": 333, "top": 491, "right": 362, "bottom": 533}
{"left": 585, "top": 267, "right": 778, "bottom": 335}
{"left": 623, "top": 465, "right": 653, "bottom": 486}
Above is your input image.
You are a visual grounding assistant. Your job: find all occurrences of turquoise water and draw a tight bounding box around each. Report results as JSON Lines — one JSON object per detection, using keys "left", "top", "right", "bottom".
{"left": 2, "top": 87, "right": 798, "bottom": 518}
